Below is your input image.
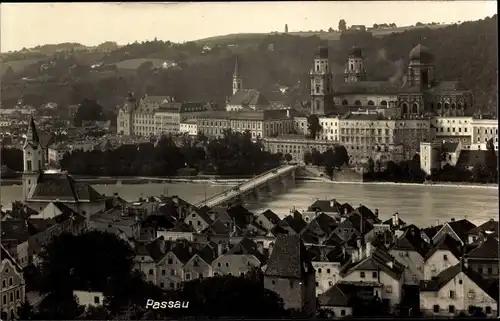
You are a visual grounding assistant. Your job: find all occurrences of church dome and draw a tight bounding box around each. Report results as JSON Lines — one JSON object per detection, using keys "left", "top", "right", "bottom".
{"left": 409, "top": 44, "right": 434, "bottom": 63}
{"left": 348, "top": 46, "right": 363, "bottom": 58}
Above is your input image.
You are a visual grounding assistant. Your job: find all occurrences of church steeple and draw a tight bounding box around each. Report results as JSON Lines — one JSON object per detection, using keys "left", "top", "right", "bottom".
{"left": 22, "top": 115, "right": 44, "bottom": 200}
{"left": 232, "top": 56, "right": 243, "bottom": 95}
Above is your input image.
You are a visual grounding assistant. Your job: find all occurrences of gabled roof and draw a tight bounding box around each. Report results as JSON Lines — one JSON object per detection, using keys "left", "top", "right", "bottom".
{"left": 258, "top": 209, "right": 281, "bottom": 226}
{"left": 190, "top": 206, "right": 214, "bottom": 225}
{"left": 196, "top": 243, "right": 218, "bottom": 264}
{"left": 326, "top": 246, "right": 352, "bottom": 265}
{"left": 391, "top": 227, "right": 429, "bottom": 257}
{"left": 264, "top": 234, "right": 313, "bottom": 279}
{"left": 425, "top": 234, "right": 463, "bottom": 261}
{"left": 353, "top": 205, "right": 381, "bottom": 224}
{"left": 228, "top": 89, "right": 269, "bottom": 107}
{"left": 29, "top": 173, "right": 104, "bottom": 202}
{"left": 227, "top": 237, "right": 266, "bottom": 263}
{"left": 0, "top": 243, "right": 23, "bottom": 274}
{"left": 420, "top": 263, "right": 498, "bottom": 300}
{"left": 422, "top": 225, "right": 442, "bottom": 239}
{"left": 280, "top": 214, "right": 307, "bottom": 234}
{"left": 167, "top": 242, "right": 196, "bottom": 264}
{"left": 318, "top": 283, "right": 351, "bottom": 307}
{"left": 307, "top": 199, "right": 345, "bottom": 214}
{"left": 467, "top": 219, "right": 498, "bottom": 236}
{"left": 227, "top": 204, "right": 253, "bottom": 230}
{"left": 339, "top": 247, "right": 405, "bottom": 280}
{"left": 337, "top": 214, "right": 374, "bottom": 234}
{"left": 169, "top": 222, "right": 196, "bottom": 233}
{"left": 467, "top": 236, "right": 499, "bottom": 260}
{"left": 444, "top": 219, "right": 477, "bottom": 243}
{"left": 201, "top": 219, "right": 229, "bottom": 235}
{"left": 323, "top": 231, "right": 344, "bottom": 246}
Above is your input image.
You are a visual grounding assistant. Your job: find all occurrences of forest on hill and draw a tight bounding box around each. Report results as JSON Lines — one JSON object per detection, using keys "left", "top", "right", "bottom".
{"left": 1, "top": 15, "right": 497, "bottom": 115}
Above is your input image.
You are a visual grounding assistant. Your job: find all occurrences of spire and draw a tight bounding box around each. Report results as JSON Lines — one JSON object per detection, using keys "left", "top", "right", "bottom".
{"left": 26, "top": 114, "right": 40, "bottom": 145}
{"left": 233, "top": 56, "right": 240, "bottom": 78}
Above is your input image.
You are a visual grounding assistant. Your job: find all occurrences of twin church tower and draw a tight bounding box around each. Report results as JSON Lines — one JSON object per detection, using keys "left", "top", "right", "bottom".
{"left": 309, "top": 46, "right": 366, "bottom": 116}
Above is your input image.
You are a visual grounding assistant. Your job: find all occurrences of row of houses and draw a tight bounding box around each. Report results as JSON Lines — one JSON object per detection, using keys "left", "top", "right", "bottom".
{"left": 2, "top": 193, "right": 498, "bottom": 318}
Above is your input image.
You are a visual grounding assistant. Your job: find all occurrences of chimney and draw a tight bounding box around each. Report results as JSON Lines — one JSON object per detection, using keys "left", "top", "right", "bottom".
{"left": 451, "top": 218, "right": 455, "bottom": 222}
{"left": 217, "top": 243, "right": 223, "bottom": 256}
{"left": 286, "top": 109, "right": 290, "bottom": 118}
{"left": 344, "top": 208, "right": 348, "bottom": 215}
{"left": 172, "top": 195, "right": 179, "bottom": 204}
{"left": 352, "top": 249, "right": 359, "bottom": 262}
{"left": 269, "top": 242, "right": 274, "bottom": 255}
{"left": 257, "top": 242, "right": 264, "bottom": 254}
{"left": 329, "top": 200, "right": 334, "bottom": 208}
{"left": 340, "top": 216, "right": 346, "bottom": 223}
{"left": 356, "top": 237, "right": 362, "bottom": 250}
{"left": 387, "top": 261, "right": 394, "bottom": 268}
{"left": 375, "top": 209, "right": 379, "bottom": 217}
{"left": 463, "top": 257, "right": 468, "bottom": 268}
{"left": 159, "top": 239, "right": 166, "bottom": 253}
{"left": 366, "top": 242, "right": 373, "bottom": 256}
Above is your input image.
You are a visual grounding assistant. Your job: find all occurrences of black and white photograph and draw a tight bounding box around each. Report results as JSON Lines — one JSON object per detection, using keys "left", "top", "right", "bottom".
{"left": 0, "top": 1, "right": 498, "bottom": 320}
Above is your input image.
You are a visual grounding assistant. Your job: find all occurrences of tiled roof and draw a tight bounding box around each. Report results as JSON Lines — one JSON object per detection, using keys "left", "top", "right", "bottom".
{"left": 422, "top": 225, "right": 442, "bottom": 239}
{"left": 467, "top": 236, "right": 499, "bottom": 260}
{"left": 1, "top": 220, "right": 33, "bottom": 243}
{"left": 468, "top": 219, "right": 498, "bottom": 236}
{"left": 28, "top": 173, "right": 104, "bottom": 202}
{"left": 352, "top": 205, "right": 381, "bottom": 224}
{"left": 420, "top": 263, "right": 498, "bottom": 300}
{"left": 441, "top": 142, "right": 460, "bottom": 153}
{"left": 425, "top": 234, "right": 463, "bottom": 261}
{"left": 201, "top": 219, "right": 230, "bottom": 235}
{"left": 227, "top": 237, "right": 267, "bottom": 263}
{"left": 169, "top": 222, "right": 195, "bottom": 233}
{"left": 228, "top": 89, "right": 269, "bottom": 107}
{"left": 326, "top": 247, "right": 351, "bottom": 265}
{"left": 339, "top": 247, "right": 405, "bottom": 280}
{"left": 259, "top": 209, "right": 281, "bottom": 226}
{"left": 280, "top": 214, "right": 307, "bottom": 234}
{"left": 446, "top": 219, "right": 477, "bottom": 243}
{"left": 391, "top": 228, "right": 429, "bottom": 257}
{"left": 264, "top": 234, "right": 313, "bottom": 279}
{"left": 308, "top": 199, "right": 345, "bottom": 214}
{"left": 0, "top": 243, "right": 23, "bottom": 273}
{"left": 323, "top": 232, "right": 344, "bottom": 247}
{"left": 169, "top": 242, "right": 196, "bottom": 264}
{"left": 333, "top": 81, "right": 401, "bottom": 95}
{"left": 318, "top": 283, "right": 350, "bottom": 307}
{"left": 197, "top": 243, "right": 218, "bottom": 264}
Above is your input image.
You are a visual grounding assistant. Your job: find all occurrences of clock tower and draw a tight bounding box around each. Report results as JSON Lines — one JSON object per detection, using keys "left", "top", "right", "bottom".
{"left": 310, "top": 46, "right": 334, "bottom": 115}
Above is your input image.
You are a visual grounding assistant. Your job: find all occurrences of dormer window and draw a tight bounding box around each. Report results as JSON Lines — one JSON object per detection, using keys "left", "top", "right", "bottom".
{"left": 443, "top": 254, "right": 448, "bottom": 261}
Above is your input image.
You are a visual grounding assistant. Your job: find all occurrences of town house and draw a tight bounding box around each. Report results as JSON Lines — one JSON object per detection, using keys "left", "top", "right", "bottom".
{"left": 309, "top": 245, "right": 351, "bottom": 296}
{"left": 182, "top": 244, "right": 217, "bottom": 281}
{"left": 423, "top": 234, "right": 462, "bottom": 280}
{"left": 211, "top": 238, "right": 266, "bottom": 277}
{"left": 389, "top": 227, "right": 428, "bottom": 285}
{"left": 465, "top": 235, "right": 499, "bottom": 280}
{"left": 420, "top": 261, "right": 498, "bottom": 317}
{"left": 0, "top": 244, "right": 25, "bottom": 320}
{"left": 432, "top": 219, "right": 477, "bottom": 246}
{"left": 155, "top": 242, "right": 195, "bottom": 290}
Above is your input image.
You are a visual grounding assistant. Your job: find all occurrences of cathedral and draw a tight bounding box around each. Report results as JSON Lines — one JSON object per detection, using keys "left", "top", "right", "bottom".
{"left": 22, "top": 116, "right": 107, "bottom": 217}
{"left": 310, "top": 44, "right": 474, "bottom": 117}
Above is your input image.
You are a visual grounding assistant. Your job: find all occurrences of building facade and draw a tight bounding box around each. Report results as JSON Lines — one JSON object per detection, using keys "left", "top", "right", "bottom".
{"left": 263, "top": 135, "right": 338, "bottom": 163}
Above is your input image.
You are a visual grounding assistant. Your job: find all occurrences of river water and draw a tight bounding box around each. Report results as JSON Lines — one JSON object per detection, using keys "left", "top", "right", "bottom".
{"left": 1, "top": 182, "right": 498, "bottom": 227}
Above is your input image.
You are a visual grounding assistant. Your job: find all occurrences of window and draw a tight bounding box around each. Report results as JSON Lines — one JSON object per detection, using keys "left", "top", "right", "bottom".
{"left": 449, "top": 305, "right": 455, "bottom": 313}
{"left": 360, "top": 272, "right": 365, "bottom": 278}
{"left": 2, "top": 280, "right": 5, "bottom": 287}
{"left": 185, "top": 273, "right": 191, "bottom": 280}
{"left": 372, "top": 271, "right": 378, "bottom": 279}
{"left": 160, "top": 282, "right": 164, "bottom": 288}
{"left": 486, "top": 306, "right": 492, "bottom": 314}
{"left": 315, "top": 281, "right": 319, "bottom": 286}
{"left": 328, "top": 281, "right": 333, "bottom": 286}
{"left": 478, "top": 267, "right": 483, "bottom": 274}
{"left": 240, "top": 272, "right": 245, "bottom": 276}
{"left": 468, "top": 306, "right": 475, "bottom": 314}
{"left": 167, "top": 258, "right": 173, "bottom": 264}
{"left": 170, "top": 269, "right": 175, "bottom": 276}
{"left": 161, "top": 269, "right": 166, "bottom": 275}
{"left": 94, "top": 296, "right": 100, "bottom": 304}
{"left": 458, "top": 279, "right": 463, "bottom": 284}
{"left": 193, "top": 260, "right": 199, "bottom": 267}
{"left": 449, "top": 290, "right": 455, "bottom": 298}
{"left": 272, "top": 280, "right": 276, "bottom": 285}
{"left": 433, "top": 305, "right": 440, "bottom": 313}
{"left": 148, "top": 269, "right": 154, "bottom": 275}
{"left": 443, "top": 254, "right": 448, "bottom": 261}
{"left": 199, "top": 273, "right": 203, "bottom": 278}
{"left": 385, "top": 285, "right": 393, "bottom": 293}
{"left": 225, "top": 262, "right": 229, "bottom": 267}
{"left": 8, "top": 278, "right": 12, "bottom": 286}
{"left": 27, "top": 160, "right": 32, "bottom": 171}
{"left": 15, "top": 290, "right": 19, "bottom": 300}
{"left": 318, "top": 268, "right": 322, "bottom": 273}
{"left": 170, "top": 282, "right": 175, "bottom": 289}
{"left": 341, "top": 310, "right": 346, "bottom": 316}
{"left": 487, "top": 267, "right": 492, "bottom": 274}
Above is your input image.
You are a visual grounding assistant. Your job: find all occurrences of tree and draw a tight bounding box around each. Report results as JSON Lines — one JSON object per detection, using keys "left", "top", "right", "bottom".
{"left": 323, "top": 148, "right": 335, "bottom": 177}
{"left": 284, "top": 153, "right": 293, "bottom": 163}
{"left": 367, "top": 157, "right": 375, "bottom": 173}
{"left": 311, "top": 149, "right": 323, "bottom": 166}
{"left": 338, "top": 19, "right": 347, "bottom": 32}
{"left": 373, "top": 23, "right": 379, "bottom": 29}
{"left": 37, "top": 231, "right": 162, "bottom": 318}
{"left": 77, "top": 306, "right": 111, "bottom": 320}
{"left": 18, "top": 300, "right": 35, "bottom": 320}
{"left": 307, "top": 114, "right": 322, "bottom": 139}
{"left": 485, "top": 138, "right": 498, "bottom": 181}
{"left": 137, "top": 61, "right": 154, "bottom": 77}
{"left": 73, "top": 99, "right": 105, "bottom": 126}
{"left": 303, "top": 151, "right": 313, "bottom": 165}
{"left": 333, "top": 145, "right": 350, "bottom": 168}
{"left": 328, "top": 27, "right": 334, "bottom": 32}
{"left": 173, "top": 275, "right": 286, "bottom": 318}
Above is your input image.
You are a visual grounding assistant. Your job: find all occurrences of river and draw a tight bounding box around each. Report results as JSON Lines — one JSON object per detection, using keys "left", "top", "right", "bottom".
{"left": 0, "top": 182, "right": 497, "bottom": 227}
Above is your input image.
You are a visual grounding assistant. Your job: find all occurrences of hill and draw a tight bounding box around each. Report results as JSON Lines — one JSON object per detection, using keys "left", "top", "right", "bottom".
{"left": 194, "top": 24, "right": 451, "bottom": 45}
{"left": 1, "top": 16, "right": 497, "bottom": 116}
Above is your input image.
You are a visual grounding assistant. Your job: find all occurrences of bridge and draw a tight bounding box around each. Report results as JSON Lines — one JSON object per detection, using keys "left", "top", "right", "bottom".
{"left": 195, "top": 165, "right": 299, "bottom": 208}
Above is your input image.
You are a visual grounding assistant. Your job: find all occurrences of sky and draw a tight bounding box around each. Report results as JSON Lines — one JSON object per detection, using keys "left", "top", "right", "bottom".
{"left": 1, "top": 1, "right": 497, "bottom": 52}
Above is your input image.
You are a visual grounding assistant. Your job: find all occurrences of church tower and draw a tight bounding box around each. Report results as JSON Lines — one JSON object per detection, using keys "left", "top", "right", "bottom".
{"left": 407, "top": 44, "right": 435, "bottom": 88}
{"left": 344, "top": 46, "right": 366, "bottom": 84}
{"left": 310, "top": 46, "right": 334, "bottom": 115}
{"left": 22, "top": 116, "right": 43, "bottom": 200}
{"left": 232, "top": 56, "right": 243, "bottom": 95}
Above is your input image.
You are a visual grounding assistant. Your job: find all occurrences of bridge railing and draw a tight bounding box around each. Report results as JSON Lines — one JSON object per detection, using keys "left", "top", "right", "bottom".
{"left": 196, "top": 165, "right": 296, "bottom": 207}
